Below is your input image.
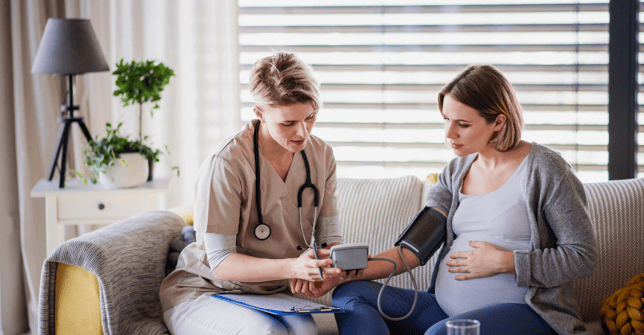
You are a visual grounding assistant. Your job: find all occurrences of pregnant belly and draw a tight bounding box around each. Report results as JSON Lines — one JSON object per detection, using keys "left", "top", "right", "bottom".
{"left": 434, "top": 236, "right": 528, "bottom": 317}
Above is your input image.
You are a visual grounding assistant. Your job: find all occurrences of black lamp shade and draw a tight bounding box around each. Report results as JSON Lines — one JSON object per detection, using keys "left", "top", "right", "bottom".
{"left": 31, "top": 18, "right": 109, "bottom": 75}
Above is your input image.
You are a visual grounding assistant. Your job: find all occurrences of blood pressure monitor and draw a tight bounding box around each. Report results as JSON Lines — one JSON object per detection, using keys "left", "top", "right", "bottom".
{"left": 329, "top": 243, "right": 369, "bottom": 270}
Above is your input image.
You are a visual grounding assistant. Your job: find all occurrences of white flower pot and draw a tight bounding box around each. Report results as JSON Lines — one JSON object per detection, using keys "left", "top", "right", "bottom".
{"left": 98, "top": 152, "right": 149, "bottom": 188}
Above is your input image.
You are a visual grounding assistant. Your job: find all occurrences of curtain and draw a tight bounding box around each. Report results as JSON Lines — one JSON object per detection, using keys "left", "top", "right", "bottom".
{"left": 175, "top": 0, "right": 242, "bottom": 205}
{"left": 0, "top": 1, "right": 28, "bottom": 334}
{"left": 9, "top": 1, "right": 65, "bottom": 332}
{"left": 2, "top": 0, "right": 240, "bottom": 332}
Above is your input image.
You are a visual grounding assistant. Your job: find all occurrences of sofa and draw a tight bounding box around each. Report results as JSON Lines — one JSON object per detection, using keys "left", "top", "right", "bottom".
{"left": 39, "top": 175, "right": 644, "bottom": 334}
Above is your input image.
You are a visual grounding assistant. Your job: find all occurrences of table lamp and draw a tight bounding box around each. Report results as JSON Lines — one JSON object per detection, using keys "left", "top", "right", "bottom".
{"left": 31, "top": 18, "right": 109, "bottom": 188}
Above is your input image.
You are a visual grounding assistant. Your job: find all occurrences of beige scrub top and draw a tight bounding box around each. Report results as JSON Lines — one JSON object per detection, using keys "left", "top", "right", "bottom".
{"left": 160, "top": 120, "right": 341, "bottom": 313}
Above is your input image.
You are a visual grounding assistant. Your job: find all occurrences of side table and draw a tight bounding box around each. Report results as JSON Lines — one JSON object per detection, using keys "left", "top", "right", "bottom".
{"left": 31, "top": 177, "right": 170, "bottom": 255}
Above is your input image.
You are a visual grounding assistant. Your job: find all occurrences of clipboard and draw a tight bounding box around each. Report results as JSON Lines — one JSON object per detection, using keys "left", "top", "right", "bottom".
{"left": 211, "top": 293, "right": 345, "bottom": 316}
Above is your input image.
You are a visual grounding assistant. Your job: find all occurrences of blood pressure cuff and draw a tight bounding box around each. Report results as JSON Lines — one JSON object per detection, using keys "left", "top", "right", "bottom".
{"left": 394, "top": 206, "right": 447, "bottom": 265}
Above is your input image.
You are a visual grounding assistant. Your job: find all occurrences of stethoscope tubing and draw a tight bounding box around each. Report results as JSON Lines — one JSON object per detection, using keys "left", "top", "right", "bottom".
{"left": 254, "top": 121, "right": 264, "bottom": 228}
{"left": 253, "top": 121, "right": 319, "bottom": 247}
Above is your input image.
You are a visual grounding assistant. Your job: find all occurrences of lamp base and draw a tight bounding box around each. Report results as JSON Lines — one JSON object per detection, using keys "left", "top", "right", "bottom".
{"left": 48, "top": 115, "right": 92, "bottom": 188}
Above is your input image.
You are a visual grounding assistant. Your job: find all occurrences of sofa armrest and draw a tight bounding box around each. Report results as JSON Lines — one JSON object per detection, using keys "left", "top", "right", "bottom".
{"left": 39, "top": 210, "right": 184, "bottom": 335}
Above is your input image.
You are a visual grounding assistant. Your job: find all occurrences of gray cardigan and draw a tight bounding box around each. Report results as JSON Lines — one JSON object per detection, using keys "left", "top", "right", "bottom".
{"left": 426, "top": 143, "right": 596, "bottom": 335}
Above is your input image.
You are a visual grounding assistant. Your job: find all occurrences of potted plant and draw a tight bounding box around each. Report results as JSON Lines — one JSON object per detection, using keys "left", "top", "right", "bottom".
{"left": 72, "top": 123, "right": 173, "bottom": 187}
{"left": 112, "top": 59, "right": 175, "bottom": 180}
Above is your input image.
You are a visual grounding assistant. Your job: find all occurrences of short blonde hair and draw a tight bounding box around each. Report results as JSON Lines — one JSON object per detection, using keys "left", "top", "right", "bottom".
{"left": 249, "top": 52, "right": 322, "bottom": 111}
{"left": 438, "top": 64, "right": 524, "bottom": 152}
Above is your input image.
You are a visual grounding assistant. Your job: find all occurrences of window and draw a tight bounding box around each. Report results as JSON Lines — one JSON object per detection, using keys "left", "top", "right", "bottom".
{"left": 238, "top": 1, "right": 611, "bottom": 182}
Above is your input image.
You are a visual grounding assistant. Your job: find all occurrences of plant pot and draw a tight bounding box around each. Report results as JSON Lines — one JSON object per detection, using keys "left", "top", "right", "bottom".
{"left": 98, "top": 152, "right": 149, "bottom": 188}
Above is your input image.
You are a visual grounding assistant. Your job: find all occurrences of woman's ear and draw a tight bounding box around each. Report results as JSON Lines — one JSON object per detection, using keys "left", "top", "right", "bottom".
{"left": 254, "top": 106, "right": 264, "bottom": 122}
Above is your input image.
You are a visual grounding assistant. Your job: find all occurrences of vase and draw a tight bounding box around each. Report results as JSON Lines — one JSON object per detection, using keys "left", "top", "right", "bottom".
{"left": 98, "top": 152, "right": 149, "bottom": 188}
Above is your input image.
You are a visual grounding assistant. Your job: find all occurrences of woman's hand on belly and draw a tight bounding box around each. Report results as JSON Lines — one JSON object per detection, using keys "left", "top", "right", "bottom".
{"left": 446, "top": 241, "right": 516, "bottom": 280}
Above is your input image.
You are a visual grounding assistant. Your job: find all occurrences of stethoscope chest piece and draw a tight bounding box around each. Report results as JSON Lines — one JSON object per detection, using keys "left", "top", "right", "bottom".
{"left": 254, "top": 223, "right": 271, "bottom": 240}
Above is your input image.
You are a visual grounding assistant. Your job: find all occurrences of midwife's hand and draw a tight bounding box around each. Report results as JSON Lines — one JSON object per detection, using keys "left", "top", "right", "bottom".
{"left": 291, "top": 248, "right": 344, "bottom": 282}
{"left": 446, "top": 241, "right": 515, "bottom": 280}
{"left": 290, "top": 269, "right": 359, "bottom": 298}
{"left": 291, "top": 278, "right": 334, "bottom": 298}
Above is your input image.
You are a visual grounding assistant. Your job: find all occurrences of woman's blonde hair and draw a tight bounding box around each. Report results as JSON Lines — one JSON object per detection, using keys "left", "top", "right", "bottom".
{"left": 249, "top": 52, "right": 322, "bottom": 111}
{"left": 438, "top": 64, "right": 524, "bottom": 152}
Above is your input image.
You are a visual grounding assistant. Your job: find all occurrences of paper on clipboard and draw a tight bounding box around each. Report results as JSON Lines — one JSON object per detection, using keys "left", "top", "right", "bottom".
{"left": 211, "top": 293, "right": 345, "bottom": 316}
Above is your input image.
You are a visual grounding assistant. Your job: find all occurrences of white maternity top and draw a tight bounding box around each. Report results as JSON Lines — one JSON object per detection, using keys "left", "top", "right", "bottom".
{"left": 435, "top": 154, "right": 532, "bottom": 317}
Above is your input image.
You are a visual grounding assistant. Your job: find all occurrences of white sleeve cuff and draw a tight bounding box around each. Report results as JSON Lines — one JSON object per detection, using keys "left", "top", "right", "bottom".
{"left": 203, "top": 232, "right": 237, "bottom": 270}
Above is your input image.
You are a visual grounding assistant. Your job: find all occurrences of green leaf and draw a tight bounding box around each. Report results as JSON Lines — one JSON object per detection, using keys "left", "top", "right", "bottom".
{"left": 79, "top": 122, "right": 176, "bottom": 185}
{"left": 112, "top": 58, "right": 175, "bottom": 111}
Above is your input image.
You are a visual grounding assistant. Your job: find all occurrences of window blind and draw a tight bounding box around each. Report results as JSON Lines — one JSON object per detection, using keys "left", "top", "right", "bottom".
{"left": 238, "top": 1, "right": 610, "bottom": 182}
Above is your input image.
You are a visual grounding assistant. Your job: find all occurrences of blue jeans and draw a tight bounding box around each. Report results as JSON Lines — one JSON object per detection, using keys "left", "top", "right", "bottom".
{"left": 332, "top": 281, "right": 552, "bottom": 335}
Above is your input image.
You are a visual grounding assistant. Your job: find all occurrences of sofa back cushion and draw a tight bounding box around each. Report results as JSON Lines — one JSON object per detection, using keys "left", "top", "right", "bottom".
{"left": 307, "top": 175, "right": 437, "bottom": 306}
{"left": 573, "top": 178, "right": 644, "bottom": 322}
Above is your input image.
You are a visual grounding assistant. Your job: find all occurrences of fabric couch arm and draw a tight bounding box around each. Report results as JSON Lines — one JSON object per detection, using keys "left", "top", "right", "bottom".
{"left": 39, "top": 210, "right": 185, "bottom": 335}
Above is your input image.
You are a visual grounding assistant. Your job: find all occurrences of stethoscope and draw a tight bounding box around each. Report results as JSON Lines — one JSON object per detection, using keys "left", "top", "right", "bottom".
{"left": 253, "top": 121, "right": 320, "bottom": 251}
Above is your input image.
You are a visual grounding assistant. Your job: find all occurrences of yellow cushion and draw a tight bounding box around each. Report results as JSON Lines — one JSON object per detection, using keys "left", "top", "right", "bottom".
{"left": 55, "top": 263, "right": 103, "bottom": 335}
{"left": 183, "top": 213, "right": 194, "bottom": 226}
{"left": 601, "top": 273, "right": 644, "bottom": 335}
{"left": 169, "top": 204, "right": 194, "bottom": 225}
{"left": 426, "top": 173, "right": 438, "bottom": 184}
